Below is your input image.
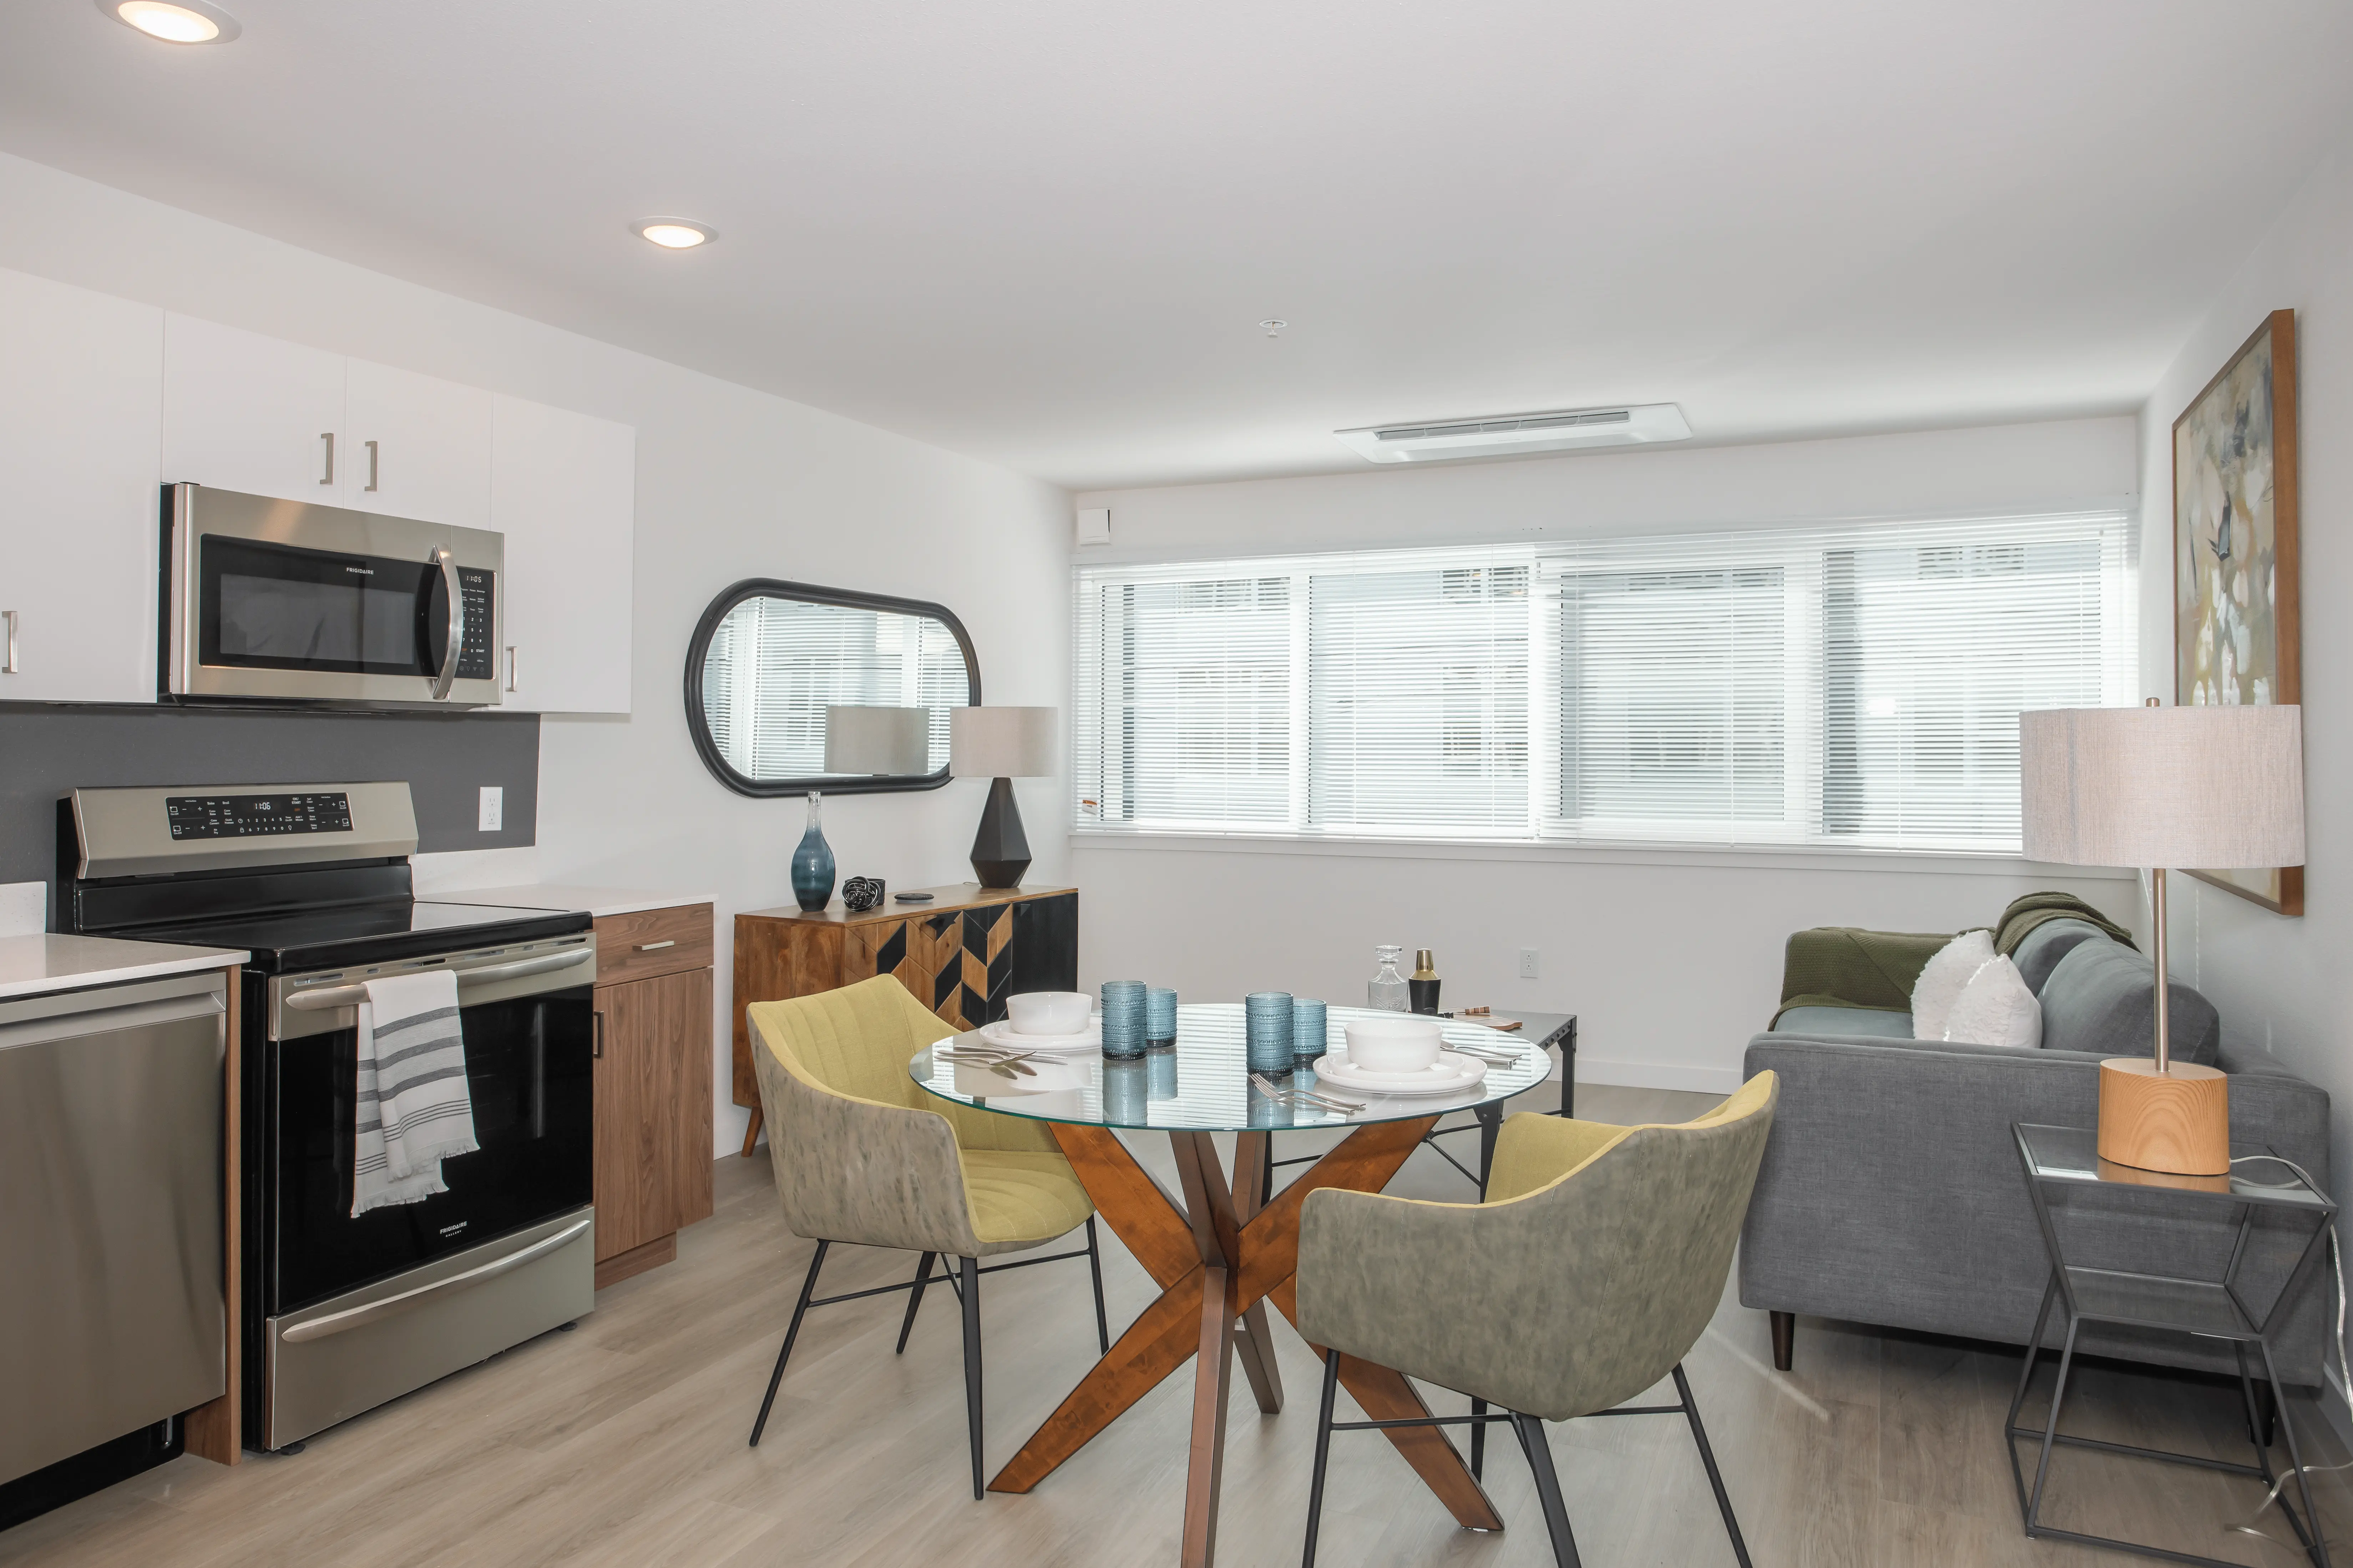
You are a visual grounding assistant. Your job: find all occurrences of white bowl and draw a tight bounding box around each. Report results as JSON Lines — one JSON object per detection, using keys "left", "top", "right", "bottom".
{"left": 1342, "top": 1016, "right": 1444, "bottom": 1074}
{"left": 1006, "top": 991, "right": 1094, "bottom": 1036}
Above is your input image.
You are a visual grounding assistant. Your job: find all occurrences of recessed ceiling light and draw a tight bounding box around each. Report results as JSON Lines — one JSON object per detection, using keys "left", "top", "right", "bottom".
{"left": 99, "top": 0, "right": 241, "bottom": 43}
{"left": 1260, "top": 319, "right": 1287, "bottom": 335}
{"left": 632, "top": 218, "right": 716, "bottom": 250}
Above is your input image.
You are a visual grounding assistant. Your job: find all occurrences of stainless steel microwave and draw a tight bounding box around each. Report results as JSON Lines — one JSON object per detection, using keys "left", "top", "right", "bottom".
{"left": 161, "top": 484, "right": 502, "bottom": 708}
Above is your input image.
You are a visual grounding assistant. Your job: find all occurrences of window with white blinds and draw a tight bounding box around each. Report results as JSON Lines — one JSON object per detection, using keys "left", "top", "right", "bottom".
{"left": 1071, "top": 509, "right": 2133, "bottom": 853}
{"left": 701, "top": 597, "right": 966, "bottom": 780}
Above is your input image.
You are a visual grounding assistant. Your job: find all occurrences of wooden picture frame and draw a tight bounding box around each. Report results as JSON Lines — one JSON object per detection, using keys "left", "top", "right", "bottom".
{"left": 2173, "top": 308, "right": 2302, "bottom": 915}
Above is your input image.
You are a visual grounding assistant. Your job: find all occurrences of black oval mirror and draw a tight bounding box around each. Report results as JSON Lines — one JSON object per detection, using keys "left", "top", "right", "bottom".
{"left": 684, "top": 578, "right": 980, "bottom": 796}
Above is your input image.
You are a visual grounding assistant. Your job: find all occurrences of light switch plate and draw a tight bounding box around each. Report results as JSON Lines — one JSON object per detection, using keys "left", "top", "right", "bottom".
{"left": 478, "top": 786, "right": 503, "bottom": 833}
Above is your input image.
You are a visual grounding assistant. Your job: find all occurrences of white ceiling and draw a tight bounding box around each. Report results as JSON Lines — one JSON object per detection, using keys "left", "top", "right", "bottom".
{"left": 5, "top": 1, "right": 2348, "bottom": 491}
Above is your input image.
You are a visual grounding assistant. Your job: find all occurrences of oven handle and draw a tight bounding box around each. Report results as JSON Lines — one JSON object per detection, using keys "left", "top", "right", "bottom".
{"left": 428, "top": 546, "right": 462, "bottom": 701}
{"left": 284, "top": 947, "right": 593, "bottom": 1011}
{"left": 279, "top": 1217, "right": 593, "bottom": 1344}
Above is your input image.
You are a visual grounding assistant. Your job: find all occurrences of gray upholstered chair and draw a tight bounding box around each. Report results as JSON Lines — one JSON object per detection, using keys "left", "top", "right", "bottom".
{"left": 745, "top": 976, "right": 1108, "bottom": 1498}
{"left": 1293, "top": 1073, "right": 1778, "bottom": 1567}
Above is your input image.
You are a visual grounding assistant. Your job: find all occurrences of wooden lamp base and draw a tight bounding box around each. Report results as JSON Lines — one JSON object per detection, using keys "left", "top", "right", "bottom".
{"left": 2096, "top": 1057, "right": 2229, "bottom": 1177}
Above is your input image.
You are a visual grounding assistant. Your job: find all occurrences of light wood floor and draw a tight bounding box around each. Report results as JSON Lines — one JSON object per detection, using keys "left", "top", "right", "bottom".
{"left": 7, "top": 1083, "right": 2350, "bottom": 1567}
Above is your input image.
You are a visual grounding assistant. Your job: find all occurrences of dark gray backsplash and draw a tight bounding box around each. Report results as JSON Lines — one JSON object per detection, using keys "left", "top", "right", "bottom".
{"left": 2, "top": 704, "right": 537, "bottom": 922}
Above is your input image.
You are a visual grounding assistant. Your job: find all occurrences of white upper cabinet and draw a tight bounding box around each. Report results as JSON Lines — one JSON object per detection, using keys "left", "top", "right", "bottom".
{"left": 342, "top": 359, "right": 492, "bottom": 527}
{"left": 0, "top": 269, "right": 166, "bottom": 705}
{"left": 491, "top": 394, "right": 636, "bottom": 714}
{"left": 162, "top": 313, "right": 345, "bottom": 502}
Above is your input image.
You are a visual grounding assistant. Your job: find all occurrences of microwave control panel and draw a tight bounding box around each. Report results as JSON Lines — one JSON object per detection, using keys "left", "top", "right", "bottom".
{"left": 165, "top": 792, "right": 354, "bottom": 840}
{"left": 457, "top": 568, "right": 495, "bottom": 681}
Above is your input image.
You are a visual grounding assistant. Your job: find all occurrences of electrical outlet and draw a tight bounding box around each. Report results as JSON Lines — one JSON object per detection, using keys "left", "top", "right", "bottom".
{"left": 1517, "top": 948, "right": 1540, "bottom": 980}
{"left": 478, "top": 786, "right": 503, "bottom": 833}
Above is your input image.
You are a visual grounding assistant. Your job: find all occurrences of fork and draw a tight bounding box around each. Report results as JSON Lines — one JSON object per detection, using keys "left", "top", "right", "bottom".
{"left": 1251, "top": 1072, "right": 1365, "bottom": 1112}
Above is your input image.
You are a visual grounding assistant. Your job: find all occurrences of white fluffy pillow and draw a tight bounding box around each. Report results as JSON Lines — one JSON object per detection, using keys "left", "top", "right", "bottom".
{"left": 1911, "top": 929, "right": 1994, "bottom": 1041}
{"left": 1943, "top": 955, "right": 2042, "bottom": 1048}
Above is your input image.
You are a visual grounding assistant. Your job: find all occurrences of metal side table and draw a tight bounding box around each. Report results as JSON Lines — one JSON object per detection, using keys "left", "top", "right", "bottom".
{"left": 2007, "top": 1122, "right": 2337, "bottom": 1568}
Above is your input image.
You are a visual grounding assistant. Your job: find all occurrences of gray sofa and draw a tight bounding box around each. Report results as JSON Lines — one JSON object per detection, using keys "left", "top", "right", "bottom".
{"left": 1740, "top": 916, "right": 2333, "bottom": 1385}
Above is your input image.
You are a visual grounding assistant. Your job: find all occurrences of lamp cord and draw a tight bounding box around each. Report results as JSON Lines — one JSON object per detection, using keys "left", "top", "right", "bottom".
{"left": 2219, "top": 1153, "right": 2348, "bottom": 1549}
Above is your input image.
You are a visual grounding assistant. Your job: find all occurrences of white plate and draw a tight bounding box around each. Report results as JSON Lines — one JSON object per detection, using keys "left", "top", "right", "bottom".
{"left": 1309, "top": 1051, "right": 1488, "bottom": 1097}
{"left": 977, "top": 1019, "right": 1102, "bottom": 1054}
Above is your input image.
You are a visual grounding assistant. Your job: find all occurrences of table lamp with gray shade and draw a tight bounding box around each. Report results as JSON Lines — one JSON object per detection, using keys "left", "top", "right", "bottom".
{"left": 2019, "top": 700, "right": 2304, "bottom": 1177}
{"left": 951, "top": 706, "right": 1055, "bottom": 889}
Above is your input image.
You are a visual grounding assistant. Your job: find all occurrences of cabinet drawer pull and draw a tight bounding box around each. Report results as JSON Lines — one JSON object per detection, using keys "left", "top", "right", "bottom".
{"left": 506, "top": 645, "right": 518, "bottom": 693}
{"left": 2, "top": 610, "right": 16, "bottom": 675}
{"left": 364, "top": 438, "right": 380, "bottom": 492}
{"left": 593, "top": 1010, "right": 605, "bottom": 1059}
{"left": 637, "top": 940, "right": 675, "bottom": 951}
{"left": 319, "top": 432, "right": 335, "bottom": 485}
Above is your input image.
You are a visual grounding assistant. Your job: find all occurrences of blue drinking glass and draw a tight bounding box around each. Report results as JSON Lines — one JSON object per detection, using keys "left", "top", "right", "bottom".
{"left": 1146, "top": 987, "right": 1178, "bottom": 1048}
{"left": 1291, "top": 998, "right": 1328, "bottom": 1072}
{"left": 1244, "top": 991, "right": 1294, "bottom": 1076}
{"left": 1100, "top": 981, "right": 1147, "bottom": 1060}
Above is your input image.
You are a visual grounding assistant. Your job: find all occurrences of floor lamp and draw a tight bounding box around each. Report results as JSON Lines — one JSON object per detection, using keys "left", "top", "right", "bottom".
{"left": 2019, "top": 700, "right": 2304, "bottom": 1176}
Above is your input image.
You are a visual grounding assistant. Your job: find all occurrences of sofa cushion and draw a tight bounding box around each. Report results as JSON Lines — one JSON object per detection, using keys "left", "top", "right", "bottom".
{"left": 1911, "top": 930, "right": 1994, "bottom": 1040}
{"left": 1942, "top": 955, "right": 2041, "bottom": 1048}
{"left": 1772, "top": 1005, "right": 1915, "bottom": 1038}
{"left": 2010, "top": 917, "right": 2105, "bottom": 995}
{"left": 2038, "top": 937, "right": 2221, "bottom": 1065}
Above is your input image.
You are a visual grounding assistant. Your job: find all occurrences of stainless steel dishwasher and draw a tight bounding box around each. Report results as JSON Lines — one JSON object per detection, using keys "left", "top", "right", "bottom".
{"left": 0, "top": 970, "right": 227, "bottom": 1488}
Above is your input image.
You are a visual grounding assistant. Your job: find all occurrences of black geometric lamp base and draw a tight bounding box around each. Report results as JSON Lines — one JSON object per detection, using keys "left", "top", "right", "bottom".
{"left": 970, "top": 776, "right": 1032, "bottom": 890}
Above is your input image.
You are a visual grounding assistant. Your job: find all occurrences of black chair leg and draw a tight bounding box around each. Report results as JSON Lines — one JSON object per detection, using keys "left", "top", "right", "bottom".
{"left": 960, "top": 1255, "right": 985, "bottom": 1500}
{"left": 894, "top": 1250, "right": 936, "bottom": 1355}
{"left": 1086, "top": 1217, "right": 1110, "bottom": 1356}
{"left": 1514, "top": 1412, "right": 1584, "bottom": 1568}
{"left": 1471, "top": 1396, "right": 1486, "bottom": 1480}
{"left": 1673, "top": 1363, "right": 1752, "bottom": 1568}
{"left": 1302, "top": 1349, "right": 1341, "bottom": 1568}
{"left": 749, "top": 1240, "right": 828, "bottom": 1446}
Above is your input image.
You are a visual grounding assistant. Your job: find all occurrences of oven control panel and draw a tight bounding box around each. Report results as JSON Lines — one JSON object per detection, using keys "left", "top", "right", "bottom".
{"left": 165, "top": 792, "right": 354, "bottom": 840}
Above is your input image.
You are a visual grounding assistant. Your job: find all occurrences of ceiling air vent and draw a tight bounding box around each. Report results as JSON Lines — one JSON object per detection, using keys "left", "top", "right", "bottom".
{"left": 1334, "top": 403, "right": 1691, "bottom": 463}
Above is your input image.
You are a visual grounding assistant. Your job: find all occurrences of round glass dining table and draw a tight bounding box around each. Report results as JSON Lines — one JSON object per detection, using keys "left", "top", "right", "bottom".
{"left": 906, "top": 1004, "right": 1554, "bottom": 1568}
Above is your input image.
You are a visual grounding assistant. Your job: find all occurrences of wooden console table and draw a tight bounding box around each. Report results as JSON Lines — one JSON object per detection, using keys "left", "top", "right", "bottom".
{"left": 730, "top": 882, "right": 1077, "bottom": 1153}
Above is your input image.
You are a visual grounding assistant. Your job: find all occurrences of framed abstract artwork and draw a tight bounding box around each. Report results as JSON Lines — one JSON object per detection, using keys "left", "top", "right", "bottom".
{"left": 2174, "top": 307, "right": 2302, "bottom": 914}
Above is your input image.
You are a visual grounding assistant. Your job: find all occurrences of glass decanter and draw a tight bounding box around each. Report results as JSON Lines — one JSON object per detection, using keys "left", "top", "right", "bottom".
{"left": 1367, "top": 945, "right": 1410, "bottom": 1012}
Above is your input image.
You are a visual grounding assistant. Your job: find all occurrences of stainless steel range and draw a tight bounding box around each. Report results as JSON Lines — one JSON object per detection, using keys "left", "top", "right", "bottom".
{"left": 58, "top": 782, "right": 593, "bottom": 1452}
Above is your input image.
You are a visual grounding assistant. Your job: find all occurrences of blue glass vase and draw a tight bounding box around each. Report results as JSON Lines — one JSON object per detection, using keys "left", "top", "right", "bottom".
{"left": 791, "top": 791, "right": 836, "bottom": 912}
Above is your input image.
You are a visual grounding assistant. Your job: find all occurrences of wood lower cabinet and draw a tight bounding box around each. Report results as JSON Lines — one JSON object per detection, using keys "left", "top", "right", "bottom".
{"left": 731, "top": 884, "right": 1078, "bottom": 1154}
{"left": 592, "top": 904, "right": 715, "bottom": 1289}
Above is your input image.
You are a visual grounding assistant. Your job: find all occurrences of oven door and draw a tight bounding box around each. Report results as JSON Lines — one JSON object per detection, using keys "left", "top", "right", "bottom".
{"left": 163, "top": 482, "right": 501, "bottom": 707}
{"left": 263, "top": 940, "right": 594, "bottom": 1316}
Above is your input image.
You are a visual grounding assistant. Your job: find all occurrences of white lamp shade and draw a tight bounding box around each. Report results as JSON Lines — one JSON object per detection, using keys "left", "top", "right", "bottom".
{"left": 951, "top": 706, "right": 1056, "bottom": 779}
{"left": 2020, "top": 704, "right": 2305, "bottom": 869}
{"left": 823, "top": 706, "right": 932, "bottom": 775}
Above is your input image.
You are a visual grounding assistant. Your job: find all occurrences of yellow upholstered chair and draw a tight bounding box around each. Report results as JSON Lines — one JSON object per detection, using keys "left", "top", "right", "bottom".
{"left": 745, "top": 976, "right": 1106, "bottom": 1498}
{"left": 1294, "top": 1073, "right": 1779, "bottom": 1567}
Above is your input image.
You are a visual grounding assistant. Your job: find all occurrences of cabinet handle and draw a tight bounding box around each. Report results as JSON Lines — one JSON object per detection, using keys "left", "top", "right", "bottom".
{"left": 637, "top": 940, "right": 675, "bottom": 952}
{"left": 592, "top": 1009, "right": 605, "bottom": 1059}
{"left": 2, "top": 610, "right": 16, "bottom": 674}
{"left": 505, "top": 645, "right": 518, "bottom": 693}
{"left": 319, "top": 432, "right": 335, "bottom": 485}
{"left": 364, "top": 439, "right": 380, "bottom": 492}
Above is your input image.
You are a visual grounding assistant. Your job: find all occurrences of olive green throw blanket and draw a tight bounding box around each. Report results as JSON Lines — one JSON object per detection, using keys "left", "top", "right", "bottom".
{"left": 1771, "top": 891, "right": 2133, "bottom": 1026}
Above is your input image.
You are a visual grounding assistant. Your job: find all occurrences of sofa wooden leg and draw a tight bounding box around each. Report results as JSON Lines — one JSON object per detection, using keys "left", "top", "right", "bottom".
{"left": 1770, "top": 1311, "right": 1794, "bottom": 1372}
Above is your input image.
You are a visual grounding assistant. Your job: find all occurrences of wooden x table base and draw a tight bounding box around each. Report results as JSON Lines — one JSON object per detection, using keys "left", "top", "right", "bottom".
{"left": 989, "top": 1117, "right": 1503, "bottom": 1567}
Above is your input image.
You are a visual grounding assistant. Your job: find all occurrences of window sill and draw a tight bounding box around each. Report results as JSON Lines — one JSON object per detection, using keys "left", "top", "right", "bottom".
{"left": 1063, "top": 829, "right": 2134, "bottom": 881}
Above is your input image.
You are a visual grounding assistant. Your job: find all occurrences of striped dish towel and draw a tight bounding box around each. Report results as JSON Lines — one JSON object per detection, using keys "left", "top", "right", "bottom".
{"left": 351, "top": 969, "right": 478, "bottom": 1218}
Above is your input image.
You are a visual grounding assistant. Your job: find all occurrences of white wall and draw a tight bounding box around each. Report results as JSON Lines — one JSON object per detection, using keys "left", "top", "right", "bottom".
{"left": 2139, "top": 136, "right": 2353, "bottom": 1311}
{"left": 0, "top": 152, "right": 1070, "bottom": 1155}
{"left": 1073, "top": 419, "right": 2140, "bottom": 1091}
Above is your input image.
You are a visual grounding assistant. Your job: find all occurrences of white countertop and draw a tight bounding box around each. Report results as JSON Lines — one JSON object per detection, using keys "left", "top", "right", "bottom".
{"left": 0, "top": 933, "right": 248, "bottom": 1002}
{"left": 432, "top": 884, "right": 717, "bottom": 920}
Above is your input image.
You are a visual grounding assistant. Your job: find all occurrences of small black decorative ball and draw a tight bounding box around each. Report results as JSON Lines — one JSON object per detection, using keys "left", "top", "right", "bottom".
{"left": 841, "top": 876, "right": 886, "bottom": 912}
